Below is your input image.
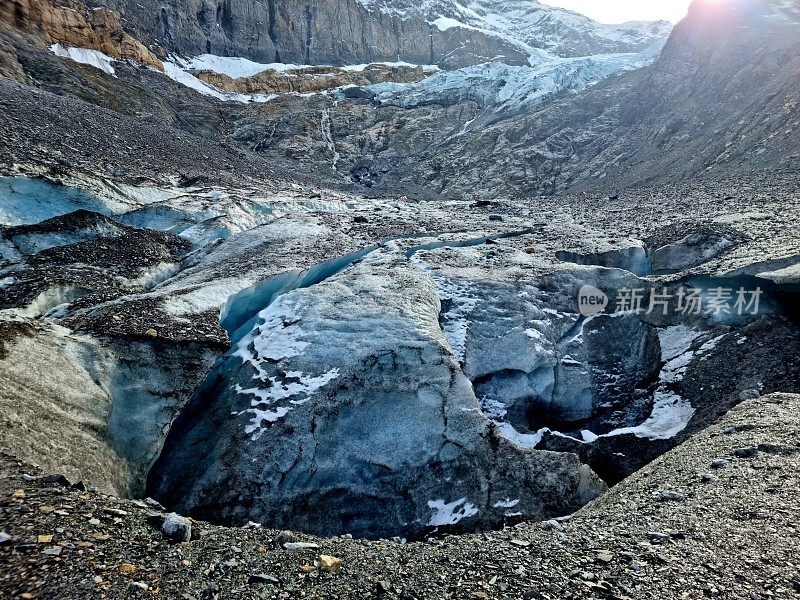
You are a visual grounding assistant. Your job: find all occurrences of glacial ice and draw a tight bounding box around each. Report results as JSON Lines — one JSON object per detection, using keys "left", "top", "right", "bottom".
{"left": 369, "top": 52, "right": 659, "bottom": 110}
{"left": 0, "top": 177, "right": 111, "bottom": 226}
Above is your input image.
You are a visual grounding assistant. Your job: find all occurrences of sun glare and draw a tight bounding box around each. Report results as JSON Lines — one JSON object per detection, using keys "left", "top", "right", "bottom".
{"left": 539, "top": 0, "right": 696, "bottom": 24}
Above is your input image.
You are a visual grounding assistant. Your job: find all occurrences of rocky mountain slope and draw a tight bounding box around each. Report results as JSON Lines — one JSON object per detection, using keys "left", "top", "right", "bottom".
{"left": 0, "top": 0, "right": 797, "bottom": 200}
{"left": 94, "top": 0, "right": 670, "bottom": 67}
{"left": 227, "top": 0, "right": 800, "bottom": 198}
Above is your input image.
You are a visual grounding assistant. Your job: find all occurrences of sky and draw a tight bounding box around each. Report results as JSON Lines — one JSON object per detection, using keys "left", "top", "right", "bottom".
{"left": 539, "top": 0, "right": 695, "bottom": 23}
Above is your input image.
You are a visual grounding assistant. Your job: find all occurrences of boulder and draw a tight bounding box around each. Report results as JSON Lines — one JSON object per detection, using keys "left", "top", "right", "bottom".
{"left": 161, "top": 512, "right": 192, "bottom": 542}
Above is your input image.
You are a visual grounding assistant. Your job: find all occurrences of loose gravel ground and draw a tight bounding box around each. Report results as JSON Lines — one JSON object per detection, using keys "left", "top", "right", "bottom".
{"left": 1, "top": 394, "right": 798, "bottom": 600}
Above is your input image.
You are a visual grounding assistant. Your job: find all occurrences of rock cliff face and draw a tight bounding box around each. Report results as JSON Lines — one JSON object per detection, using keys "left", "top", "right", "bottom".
{"left": 95, "top": 0, "right": 669, "bottom": 68}
{"left": 94, "top": 0, "right": 525, "bottom": 68}
{"left": 0, "top": 0, "right": 162, "bottom": 69}
{"left": 194, "top": 63, "right": 432, "bottom": 95}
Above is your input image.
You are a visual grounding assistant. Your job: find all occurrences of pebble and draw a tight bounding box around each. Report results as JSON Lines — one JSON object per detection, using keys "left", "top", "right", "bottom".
{"left": 248, "top": 573, "right": 280, "bottom": 585}
{"left": 119, "top": 563, "right": 138, "bottom": 574}
{"left": 659, "top": 490, "right": 685, "bottom": 502}
{"left": 711, "top": 459, "right": 730, "bottom": 469}
{"left": 42, "top": 546, "right": 62, "bottom": 556}
{"left": 130, "top": 581, "right": 149, "bottom": 591}
{"left": 596, "top": 550, "right": 614, "bottom": 563}
{"left": 510, "top": 539, "right": 531, "bottom": 547}
{"left": 319, "top": 554, "right": 343, "bottom": 574}
{"left": 283, "top": 541, "right": 320, "bottom": 550}
{"left": 103, "top": 507, "right": 128, "bottom": 517}
{"left": 0, "top": 532, "right": 11, "bottom": 545}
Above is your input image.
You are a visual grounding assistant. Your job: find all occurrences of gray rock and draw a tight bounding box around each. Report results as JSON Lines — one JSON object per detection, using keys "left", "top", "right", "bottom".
{"left": 103, "top": 508, "right": 128, "bottom": 517}
{"left": 734, "top": 447, "right": 759, "bottom": 459}
{"left": 659, "top": 490, "right": 685, "bottom": 502}
{"left": 248, "top": 573, "right": 280, "bottom": 585}
{"left": 144, "top": 497, "right": 166, "bottom": 511}
{"left": 282, "top": 542, "right": 320, "bottom": 551}
{"left": 42, "top": 473, "right": 71, "bottom": 486}
{"left": 161, "top": 513, "right": 192, "bottom": 543}
{"left": 738, "top": 389, "right": 761, "bottom": 401}
{"left": 540, "top": 520, "right": 562, "bottom": 531}
{"left": 710, "top": 459, "right": 730, "bottom": 469}
{"left": 98, "top": 0, "right": 668, "bottom": 68}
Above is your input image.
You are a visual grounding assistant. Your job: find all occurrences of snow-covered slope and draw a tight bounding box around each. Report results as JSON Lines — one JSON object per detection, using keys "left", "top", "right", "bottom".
{"left": 368, "top": 50, "right": 659, "bottom": 111}
{"left": 358, "top": 0, "right": 672, "bottom": 58}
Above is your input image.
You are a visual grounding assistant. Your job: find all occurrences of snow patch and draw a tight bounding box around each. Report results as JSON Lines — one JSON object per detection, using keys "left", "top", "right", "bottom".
{"left": 231, "top": 294, "right": 340, "bottom": 436}
{"left": 239, "top": 368, "right": 339, "bottom": 437}
{"left": 163, "top": 58, "right": 278, "bottom": 103}
{"left": 180, "top": 54, "right": 299, "bottom": 78}
{"left": 50, "top": 44, "right": 116, "bottom": 76}
{"left": 494, "top": 421, "right": 549, "bottom": 448}
{"left": 427, "top": 498, "right": 479, "bottom": 526}
{"left": 604, "top": 390, "right": 695, "bottom": 441}
{"left": 603, "top": 327, "right": 725, "bottom": 441}
{"left": 492, "top": 498, "right": 520, "bottom": 508}
{"left": 431, "top": 15, "right": 479, "bottom": 31}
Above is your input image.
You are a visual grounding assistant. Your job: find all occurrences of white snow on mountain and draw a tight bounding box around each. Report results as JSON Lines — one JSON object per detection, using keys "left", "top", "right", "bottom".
{"left": 358, "top": 0, "right": 671, "bottom": 58}
{"left": 163, "top": 57, "right": 278, "bottom": 103}
{"left": 179, "top": 54, "right": 301, "bottom": 77}
{"left": 461, "top": 0, "right": 671, "bottom": 55}
{"left": 50, "top": 44, "right": 117, "bottom": 76}
{"left": 369, "top": 49, "right": 658, "bottom": 110}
